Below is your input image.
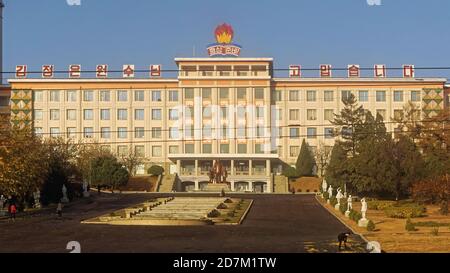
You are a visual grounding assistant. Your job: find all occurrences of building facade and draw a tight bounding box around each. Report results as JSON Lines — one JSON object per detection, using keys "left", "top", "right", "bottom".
{"left": 8, "top": 57, "right": 447, "bottom": 192}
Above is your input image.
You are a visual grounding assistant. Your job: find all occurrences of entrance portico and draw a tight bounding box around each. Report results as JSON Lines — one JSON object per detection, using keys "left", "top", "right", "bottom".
{"left": 170, "top": 154, "right": 280, "bottom": 193}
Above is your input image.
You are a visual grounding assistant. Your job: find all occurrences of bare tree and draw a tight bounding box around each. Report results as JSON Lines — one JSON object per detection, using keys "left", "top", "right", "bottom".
{"left": 119, "top": 149, "right": 144, "bottom": 176}
{"left": 314, "top": 141, "right": 332, "bottom": 177}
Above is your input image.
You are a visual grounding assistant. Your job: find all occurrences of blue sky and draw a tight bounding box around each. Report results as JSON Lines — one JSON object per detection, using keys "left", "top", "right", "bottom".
{"left": 4, "top": 0, "right": 450, "bottom": 80}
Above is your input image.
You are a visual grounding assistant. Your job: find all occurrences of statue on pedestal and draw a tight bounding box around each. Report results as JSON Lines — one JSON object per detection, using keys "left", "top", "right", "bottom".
{"left": 345, "top": 195, "right": 352, "bottom": 217}
{"left": 61, "top": 185, "right": 69, "bottom": 203}
{"left": 33, "top": 190, "right": 41, "bottom": 209}
{"left": 322, "top": 179, "right": 327, "bottom": 194}
{"left": 83, "top": 181, "right": 90, "bottom": 198}
{"left": 336, "top": 188, "right": 343, "bottom": 205}
{"left": 328, "top": 185, "right": 333, "bottom": 198}
{"left": 361, "top": 198, "right": 368, "bottom": 220}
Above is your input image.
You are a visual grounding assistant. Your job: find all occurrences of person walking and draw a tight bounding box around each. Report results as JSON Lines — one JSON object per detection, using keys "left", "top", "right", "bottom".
{"left": 9, "top": 203, "right": 17, "bottom": 221}
{"left": 56, "top": 202, "right": 63, "bottom": 218}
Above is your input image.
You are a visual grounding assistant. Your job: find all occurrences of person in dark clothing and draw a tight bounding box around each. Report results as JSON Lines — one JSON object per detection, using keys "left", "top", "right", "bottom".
{"left": 338, "top": 231, "right": 353, "bottom": 251}
{"left": 9, "top": 203, "right": 17, "bottom": 221}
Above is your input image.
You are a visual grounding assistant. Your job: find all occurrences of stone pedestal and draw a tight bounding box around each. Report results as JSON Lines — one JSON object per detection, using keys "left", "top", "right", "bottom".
{"left": 326, "top": 200, "right": 330, "bottom": 204}
{"left": 345, "top": 210, "right": 350, "bottom": 218}
{"left": 358, "top": 218, "right": 369, "bottom": 227}
{"left": 334, "top": 204, "right": 340, "bottom": 211}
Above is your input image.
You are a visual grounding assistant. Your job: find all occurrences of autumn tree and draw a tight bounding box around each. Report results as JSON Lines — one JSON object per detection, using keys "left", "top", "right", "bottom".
{"left": 119, "top": 149, "right": 144, "bottom": 176}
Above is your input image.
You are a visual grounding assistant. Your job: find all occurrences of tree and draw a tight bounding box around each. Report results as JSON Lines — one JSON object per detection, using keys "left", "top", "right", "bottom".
{"left": 282, "top": 166, "right": 299, "bottom": 179}
{"left": 331, "top": 93, "right": 366, "bottom": 157}
{"left": 90, "top": 154, "right": 130, "bottom": 193}
{"left": 314, "top": 141, "right": 332, "bottom": 177}
{"left": 120, "top": 149, "right": 144, "bottom": 176}
{"left": 295, "top": 139, "right": 315, "bottom": 177}
{"left": 148, "top": 165, "right": 164, "bottom": 176}
{"left": 392, "top": 101, "right": 423, "bottom": 141}
{"left": 324, "top": 143, "right": 349, "bottom": 189}
{"left": 412, "top": 174, "right": 449, "bottom": 215}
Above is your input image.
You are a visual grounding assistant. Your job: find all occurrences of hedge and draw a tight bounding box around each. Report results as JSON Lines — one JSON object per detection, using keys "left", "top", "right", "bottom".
{"left": 384, "top": 205, "right": 426, "bottom": 218}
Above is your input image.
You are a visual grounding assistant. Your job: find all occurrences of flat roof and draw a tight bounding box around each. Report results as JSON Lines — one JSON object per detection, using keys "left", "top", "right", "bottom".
{"left": 175, "top": 57, "right": 273, "bottom": 63}
{"left": 168, "top": 154, "right": 279, "bottom": 160}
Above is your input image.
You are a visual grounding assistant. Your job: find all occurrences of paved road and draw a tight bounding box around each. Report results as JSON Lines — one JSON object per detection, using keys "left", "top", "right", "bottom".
{"left": 0, "top": 193, "right": 367, "bottom": 253}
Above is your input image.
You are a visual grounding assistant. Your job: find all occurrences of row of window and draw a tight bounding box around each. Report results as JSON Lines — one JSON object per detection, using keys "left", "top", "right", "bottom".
{"left": 273, "top": 90, "right": 421, "bottom": 102}
{"left": 35, "top": 108, "right": 178, "bottom": 121}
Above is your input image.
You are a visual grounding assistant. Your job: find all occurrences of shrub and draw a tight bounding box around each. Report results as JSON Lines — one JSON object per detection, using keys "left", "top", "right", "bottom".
{"left": 224, "top": 198, "right": 233, "bottom": 203}
{"left": 368, "top": 201, "right": 396, "bottom": 210}
{"left": 329, "top": 197, "right": 337, "bottom": 207}
{"left": 349, "top": 210, "right": 362, "bottom": 223}
{"left": 413, "top": 221, "right": 450, "bottom": 227}
{"left": 207, "top": 209, "right": 220, "bottom": 218}
{"left": 217, "top": 203, "right": 227, "bottom": 209}
{"left": 431, "top": 227, "right": 439, "bottom": 236}
{"left": 147, "top": 165, "right": 164, "bottom": 176}
{"left": 367, "top": 220, "right": 376, "bottom": 231}
{"left": 405, "top": 219, "right": 416, "bottom": 231}
{"left": 323, "top": 192, "right": 329, "bottom": 200}
{"left": 384, "top": 206, "right": 425, "bottom": 218}
{"left": 339, "top": 201, "right": 347, "bottom": 215}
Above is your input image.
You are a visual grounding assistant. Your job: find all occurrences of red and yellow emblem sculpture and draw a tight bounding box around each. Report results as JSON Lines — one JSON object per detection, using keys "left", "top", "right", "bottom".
{"left": 207, "top": 23, "right": 241, "bottom": 57}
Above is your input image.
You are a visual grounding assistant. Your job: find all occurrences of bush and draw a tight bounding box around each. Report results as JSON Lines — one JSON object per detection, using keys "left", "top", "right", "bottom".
{"left": 413, "top": 221, "right": 450, "bottom": 227}
{"left": 217, "top": 203, "right": 227, "bottom": 209}
{"left": 384, "top": 205, "right": 426, "bottom": 218}
{"left": 405, "top": 219, "right": 416, "bottom": 231}
{"left": 339, "top": 201, "right": 347, "bottom": 215}
{"left": 322, "top": 192, "right": 329, "bottom": 200}
{"left": 329, "top": 197, "right": 337, "bottom": 207}
{"left": 282, "top": 166, "right": 299, "bottom": 178}
{"left": 349, "top": 210, "right": 362, "bottom": 223}
{"left": 368, "top": 201, "right": 396, "bottom": 210}
{"left": 147, "top": 165, "right": 164, "bottom": 176}
{"left": 207, "top": 209, "right": 220, "bottom": 218}
{"left": 367, "top": 220, "right": 376, "bottom": 231}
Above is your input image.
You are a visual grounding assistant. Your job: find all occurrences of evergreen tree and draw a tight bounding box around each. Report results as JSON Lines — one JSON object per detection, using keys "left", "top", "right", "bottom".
{"left": 324, "top": 143, "right": 349, "bottom": 189}
{"left": 296, "top": 139, "right": 315, "bottom": 177}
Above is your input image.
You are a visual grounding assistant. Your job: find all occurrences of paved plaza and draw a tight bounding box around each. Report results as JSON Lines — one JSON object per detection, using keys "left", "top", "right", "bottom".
{"left": 0, "top": 193, "right": 367, "bottom": 253}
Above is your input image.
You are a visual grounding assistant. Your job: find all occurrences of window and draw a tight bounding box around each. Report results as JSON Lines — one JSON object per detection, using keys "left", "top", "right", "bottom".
{"left": 289, "top": 90, "right": 299, "bottom": 101}
{"left": 101, "top": 127, "right": 111, "bottom": 139}
{"left": 220, "top": 144, "right": 229, "bottom": 154}
{"left": 341, "top": 90, "right": 351, "bottom": 101}
{"left": 135, "top": 146, "right": 145, "bottom": 157}
{"left": 185, "top": 125, "right": 194, "bottom": 138}
{"left": 256, "top": 106, "right": 264, "bottom": 119}
{"left": 256, "top": 126, "right": 264, "bottom": 137}
{"left": 290, "top": 146, "right": 299, "bottom": 157}
{"left": 411, "top": 91, "right": 421, "bottom": 102}
{"left": 275, "top": 109, "right": 282, "bottom": 120}
{"left": 66, "top": 91, "right": 76, "bottom": 102}
{"left": 217, "top": 65, "right": 231, "bottom": 76}
{"left": 135, "top": 127, "right": 144, "bottom": 138}
{"left": 50, "top": 90, "right": 60, "bottom": 102}
{"left": 117, "top": 146, "right": 128, "bottom": 157}
{"left": 169, "top": 145, "right": 179, "bottom": 154}
{"left": 152, "top": 109, "right": 162, "bottom": 120}
{"left": 83, "top": 109, "right": 93, "bottom": 120}
{"left": 34, "top": 109, "right": 43, "bottom": 120}
{"left": 290, "top": 128, "right": 300, "bottom": 139}
{"left": 185, "top": 88, "right": 194, "bottom": 99}
{"left": 100, "top": 109, "right": 110, "bottom": 120}
{"left": 202, "top": 88, "right": 211, "bottom": 99}
{"left": 255, "top": 144, "right": 264, "bottom": 154}
{"left": 376, "top": 90, "right": 386, "bottom": 102}
{"left": 358, "top": 90, "right": 369, "bottom": 102}
{"left": 221, "top": 125, "right": 228, "bottom": 139}
{"left": 185, "top": 106, "right": 194, "bottom": 119}
{"left": 185, "top": 144, "right": 195, "bottom": 154}
{"left": 307, "top": 109, "right": 317, "bottom": 120}
{"left": 50, "top": 127, "right": 60, "bottom": 137}
{"left": 324, "top": 90, "right": 334, "bottom": 102}
{"left": 202, "top": 144, "right": 212, "bottom": 154}
{"left": 237, "top": 125, "right": 246, "bottom": 138}
{"left": 237, "top": 88, "right": 247, "bottom": 100}
{"left": 236, "top": 106, "right": 247, "bottom": 120}
{"left": 203, "top": 125, "right": 212, "bottom": 138}
{"left": 135, "top": 109, "right": 144, "bottom": 120}
{"left": 169, "top": 109, "right": 178, "bottom": 120}
{"left": 289, "top": 109, "right": 299, "bottom": 120}
{"left": 117, "top": 90, "right": 128, "bottom": 102}
{"left": 277, "top": 127, "right": 283, "bottom": 138}
{"left": 219, "top": 88, "right": 229, "bottom": 99}
{"left": 220, "top": 107, "right": 227, "bottom": 119}
{"left": 33, "top": 91, "right": 43, "bottom": 102}
{"left": 84, "top": 127, "right": 93, "bottom": 138}
{"left": 203, "top": 106, "right": 212, "bottom": 119}
{"left": 324, "top": 109, "right": 334, "bottom": 121}
{"left": 83, "top": 90, "right": 93, "bottom": 102}
{"left": 117, "top": 109, "right": 128, "bottom": 120}
{"left": 169, "top": 90, "right": 178, "bottom": 101}
{"left": 307, "top": 90, "right": 316, "bottom": 102}
{"left": 237, "top": 144, "right": 247, "bottom": 154}
{"left": 273, "top": 90, "right": 282, "bottom": 101}
{"left": 200, "top": 65, "right": 214, "bottom": 76}
{"left": 152, "top": 90, "right": 162, "bottom": 101}
{"left": 376, "top": 109, "right": 386, "bottom": 120}
{"left": 134, "top": 90, "right": 144, "bottom": 101}
{"left": 307, "top": 127, "right": 317, "bottom": 138}
{"left": 394, "top": 90, "right": 404, "bottom": 102}
{"left": 255, "top": 88, "right": 264, "bottom": 100}
{"left": 152, "top": 127, "right": 162, "bottom": 138}
{"left": 34, "top": 127, "right": 43, "bottom": 136}
{"left": 118, "top": 127, "right": 128, "bottom": 139}
{"left": 66, "top": 109, "right": 76, "bottom": 120}
{"left": 67, "top": 127, "right": 76, "bottom": 138}
{"left": 100, "top": 90, "right": 110, "bottom": 102}
{"left": 325, "top": 128, "right": 334, "bottom": 139}
{"left": 50, "top": 109, "right": 60, "bottom": 120}
{"left": 169, "top": 127, "right": 179, "bottom": 139}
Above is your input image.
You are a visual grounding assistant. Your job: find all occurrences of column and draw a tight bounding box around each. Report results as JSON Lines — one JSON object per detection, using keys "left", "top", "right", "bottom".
{"left": 249, "top": 181, "right": 253, "bottom": 192}
{"left": 231, "top": 181, "right": 235, "bottom": 191}
{"left": 195, "top": 160, "right": 199, "bottom": 176}
{"left": 249, "top": 160, "right": 253, "bottom": 176}
{"left": 231, "top": 160, "right": 235, "bottom": 176}
{"left": 195, "top": 180, "right": 199, "bottom": 191}
{"left": 266, "top": 159, "right": 271, "bottom": 176}
{"left": 177, "top": 160, "right": 181, "bottom": 175}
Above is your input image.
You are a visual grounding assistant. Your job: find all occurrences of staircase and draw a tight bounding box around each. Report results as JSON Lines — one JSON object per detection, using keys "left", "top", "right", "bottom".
{"left": 273, "top": 175, "right": 289, "bottom": 193}
{"left": 158, "top": 174, "right": 176, "bottom": 192}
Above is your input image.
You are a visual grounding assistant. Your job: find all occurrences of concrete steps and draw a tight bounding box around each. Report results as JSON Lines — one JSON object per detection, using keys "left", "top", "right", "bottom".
{"left": 274, "top": 175, "right": 289, "bottom": 193}
{"left": 158, "top": 174, "right": 176, "bottom": 192}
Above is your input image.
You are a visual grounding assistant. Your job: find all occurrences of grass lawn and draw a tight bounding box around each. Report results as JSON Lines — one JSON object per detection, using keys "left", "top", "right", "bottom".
{"left": 318, "top": 196, "right": 450, "bottom": 253}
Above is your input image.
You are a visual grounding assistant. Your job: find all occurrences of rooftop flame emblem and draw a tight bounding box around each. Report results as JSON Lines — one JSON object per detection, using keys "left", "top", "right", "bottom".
{"left": 215, "top": 23, "right": 234, "bottom": 44}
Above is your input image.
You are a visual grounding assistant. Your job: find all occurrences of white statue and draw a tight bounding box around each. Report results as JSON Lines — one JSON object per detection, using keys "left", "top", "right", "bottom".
{"left": 83, "top": 181, "right": 90, "bottom": 198}
{"left": 361, "top": 198, "right": 368, "bottom": 220}
{"left": 328, "top": 185, "right": 333, "bottom": 198}
{"left": 322, "top": 179, "right": 328, "bottom": 193}
{"left": 33, "top": 190, "right": 41, "bottom": 209}
{"left": 347, "top": 195, "right": 353, "bottom": 211}
{"left": 336, "top": 188, "right": 343, "bottom": 205}
{"left": 61, "top": 185, "right": 69, "bottom": 203}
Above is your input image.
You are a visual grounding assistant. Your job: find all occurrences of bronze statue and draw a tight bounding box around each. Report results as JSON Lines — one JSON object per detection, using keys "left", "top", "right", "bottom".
{"left": 208, "top": 160, "right": 227, "bottom": 184}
